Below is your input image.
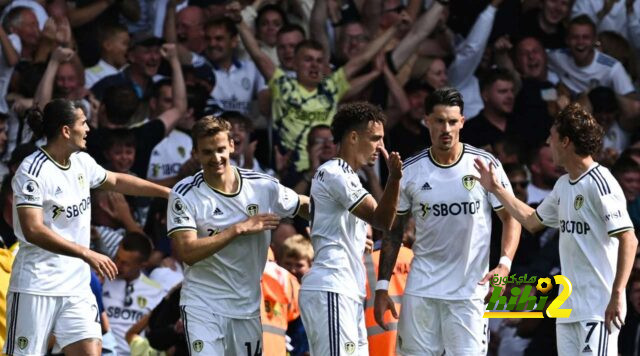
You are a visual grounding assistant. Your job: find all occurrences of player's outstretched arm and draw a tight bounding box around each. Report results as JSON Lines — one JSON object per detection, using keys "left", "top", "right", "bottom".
{"left": 17, "top": 207, "right": 118, "bottom": 280}
{"left": 352, "top": 149, "right": 403, "bottom": 231}
{"left": 474, "top": 158, "right": 544, "bottom": 233}
{"left": 606, "top": 229, "right": 638, "bottom": 333}
{"left": 373, "top": 213, "right": 406, "bottom": 329}
{"left": 171, "top": 213, "right": 281, "bottom": 265}
{"left": 99, "top": 171, "right": 171, "bottom": 199}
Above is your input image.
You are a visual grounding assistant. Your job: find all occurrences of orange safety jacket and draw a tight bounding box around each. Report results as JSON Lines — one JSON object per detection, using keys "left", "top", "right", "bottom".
{"left": 363, "top": 247, "right": 413, "bottom": 356}
{"left": 261, "top": 259, "right": 300, "bottom": 356}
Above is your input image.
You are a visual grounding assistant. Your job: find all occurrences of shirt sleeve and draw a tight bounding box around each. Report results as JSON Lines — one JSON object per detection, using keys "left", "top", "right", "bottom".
{"left": 397, "top": 175, "right": 411, "bottom": 215}
{"left": 80, "top": 152, "right": 108, "bottom": 189}
{"left": 267, "top": 67, "right": 287, "bottom": 96}
{"left": 12, "top": 165, "right": 44, "bottom": 208}
{"left": 166, "top": 191, "right": 197, "bottom": 236}
{"left": 535, "top": 184, "right": 560, "bottom": 228}
{"left": 328, "top": 68, "right": 351, "bottom": 100}
{"left": 611, "top": 62, "right": 635, "bottom": 95}
{"left": 489, "top": 161, "right": 514, "bottom": 210}
{"left": 323, "top": 168, "right": 370, "bottom": 212}
{"left": 271, "top": 182, "right": 301, "bottom": 218}
{"left": 589, "top": 177, "right": 634, "bottom": 235}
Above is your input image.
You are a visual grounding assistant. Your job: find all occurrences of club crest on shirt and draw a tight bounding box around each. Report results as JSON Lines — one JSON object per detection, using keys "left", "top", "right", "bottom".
{"left": 17, "top": 336, "right": 28, "bottom": 350}
{"left": 574, "top": 195, "right": 584, "bottom": 210}
{"left": 462, "top": 175, "right": 476, "bottom": 191}
{"left": 246, "top": 204, "right": 259, "bottom": 216}
{"left": 192, "top": 340, "right": 204, "bottom": 352}
{"left": 177, "top": 146, "right": 186, "bottom": 158}
{"left": 137, "top": 296, "right": 147, "bottom": 308}
{"left": 344, "top": 341, "right": 355, "bottom": 354}
{"left": 77, "top": 174, "right": 85, "bottom": 188}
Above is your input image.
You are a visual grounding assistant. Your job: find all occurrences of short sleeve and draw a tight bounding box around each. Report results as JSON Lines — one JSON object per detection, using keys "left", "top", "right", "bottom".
{"left": 323, "top": 169, "right": 369, "bottom": 212}
{"left": 166, "top": 191, "right": 197, "bottom": 236}
{"left": 80, "top": 153, "right": 108, "bottom": 189}
{"left": 611, "top": 63, "right": 635, "bottom": 95}
{"left": 328, "top": 68, "right": 351, "bottom": 100}
{"left": 268, "top": 68, "right": 288, "bottom": 95}
{"left": 590, "top": 180, "right": 634, "bottom": 236}
{"left": 12, "top": 168, "right": 43, "bottom": 208}
{"left": 271, "top": 183, "right": 301, "bottom": 218}
{"left": 397, "top": 175, "right": 411, "bottom": 215}
{"left": 489, "top": 162, "right": 514, "bottom": 210}
{"left": 535, "top": 186, "right": 559, "bottom": 228}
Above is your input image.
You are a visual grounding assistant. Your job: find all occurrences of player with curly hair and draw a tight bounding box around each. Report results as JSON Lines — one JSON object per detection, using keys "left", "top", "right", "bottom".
{"left": 475, "top": 103, "right": 638, "bottom": 355}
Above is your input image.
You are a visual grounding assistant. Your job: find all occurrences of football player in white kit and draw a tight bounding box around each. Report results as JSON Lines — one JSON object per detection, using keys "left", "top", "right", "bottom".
{"left": 299, "top": 102, "right": 403, "bottom": 356}
{"left": 474, "top": 103, "right": 637, "bottom": 356}
{"left": 167, "top": 116, "right": 309, "bottom": 355}
{"left": 374, "top": 87, "right": 521, "bottom": 355}
{"left": 6, "top": 99, "right": 171, "bottom": 356}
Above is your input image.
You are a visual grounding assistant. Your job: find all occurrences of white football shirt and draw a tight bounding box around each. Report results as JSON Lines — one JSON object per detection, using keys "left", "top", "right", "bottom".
{"left": 11, "top": 148, "right": 107, "bottom": 296}
{"left": 398, "top": 145, "right": 512, "bottom": 300}
{"left": 167, "top": 167, "right": 300, "bottom": 318}
{"left": 300, "top": 158, "right": 370, "bottom": 301}
{"left": 103, "top": 274, "right": 164, "bottom": 355}
{"left": 536, "top": 163, "right": 633, "bottom": 324}
{"left": 147, "top": 129, "right": 192, "bottom": 181}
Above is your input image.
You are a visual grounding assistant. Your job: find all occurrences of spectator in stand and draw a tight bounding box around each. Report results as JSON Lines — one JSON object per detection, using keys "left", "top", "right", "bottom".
{"left": 526, "top": 144, "right": 564, "bottom": 205}
{"left": 175, "top": 6, "right": 205, "bottom": 53}
{"left": 461, "top": 68, "right": 517, "bottom": 150}
{"left": 387, "top": 79, "right": 432, "bottom": 159}
{"left": 221, "top": 111, "right": 273, "bottom": 175}
{"left": 612, "top": 157, "right": 640, "bottom": 230}
{"left": 275, "top": 24, "right": 305, "bottom": 76}
{"left": 2, "top": 7, "right": 40, "bottom": 61}
{"left": 588, "top": 87, "right": 631, "bottom": 166}
{"left": 518, "top": 0, "right": 570, "bottom": 49}
{"left": 85, "top": 24, "right": 130, "bottom": 89}
{"left": 279, "top": 234, "right": 313, "bottom": 283}
{"left": 102, "top": 128, "right": 136, "bottom": 174}
{"left": 571, "top": 0, "right": 640, "bottom": 49}
{"left": 285, "top": 125, "right": 337, "bottom": 195}
{"left": 0, "top": 12, "right": 20, "bottom": 114}
{"left": 103, "top": 233, "right": 165, "bottom": 355}
{"left": 254, "top": 4, "right": 286, "bottom": 65}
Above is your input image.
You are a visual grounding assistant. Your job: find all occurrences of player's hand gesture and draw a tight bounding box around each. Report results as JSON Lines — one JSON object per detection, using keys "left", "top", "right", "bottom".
{"left": 473, "top": 158, "right": 500, "bottom": 193}
{"left": 82, "top": 248, "right": 118, "bottom": 280}
{"left": 236, "top": 213, "right": 281, "bottom": 234}
{"left": 373, "top": 290, "right": 399, "bottom": 330}
{"left": 605, "top": 291, "right": 625, "bottom": 333}
{"left": 479, "top": 264, "right": 509, "bottom": 303}
{"left": 381, "top": 146, "right": 402, "bottom": 180}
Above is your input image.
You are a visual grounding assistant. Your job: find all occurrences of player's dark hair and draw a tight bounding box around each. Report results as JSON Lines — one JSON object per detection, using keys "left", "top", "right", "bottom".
{"left": 331, "top": 102, "right": 386, "bottom": 144}
{"left": 568, "top": 14, "right": 596, "bottom": 35}
{"left": 204, "top": 18, "right": 238, "bottom": 37}
{"left": 424, "top": 87, "right": 464, "bottom": 115}
{"left": 191, "top": 116, "right": 232, "bottom": 149}
{"left": 121, "top": 232, "right": 154, "bottom": 262}
{"left": 26, "top": 99, "right": 84, "bottom": 140}
{"left": 294, "top": 39, "right": 324, "bottom": 55}
{"left": 277, "top": 24, "right": 306, "bottom": 38}
{"left": 554, "top": 103, "right": 603, "bottom": 157}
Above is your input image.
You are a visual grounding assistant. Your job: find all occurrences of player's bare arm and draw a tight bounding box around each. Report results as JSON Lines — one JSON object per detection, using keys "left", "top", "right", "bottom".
{"left": 170, "top": 213, "right": 281, "bottom": 265}
{"left": 474, "top": 158, "right": 544, "bottom": 233}
{"left": 17, "top": 207, "right": 118, "bottom": 280}
{"left": 373, "top": 213, "right": 407, "bottom": 329}
{"left": 352, "top": 148, "right": 403, "bottom": 231}
{"left": 99, "top": 171, "right": 171, "bottom": 199}
{"left": 479, "top": 208, "right": 521, "bottom": 303}
{"left": 606, "top": 228, "right": 638, "bottom": 333}
{"left": 296, "top": 194, "right": 311, "bottom": 220}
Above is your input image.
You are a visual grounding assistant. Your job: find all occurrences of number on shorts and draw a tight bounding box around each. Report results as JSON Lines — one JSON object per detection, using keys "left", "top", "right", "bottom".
{"left": 92, "top": 304, "right": 100, "bottom": 323}
{"left": 245, "top": 341, "right": 262, "bottom": 356}
{"left": 584, "top": 322, "right": 597, "bottom": 344}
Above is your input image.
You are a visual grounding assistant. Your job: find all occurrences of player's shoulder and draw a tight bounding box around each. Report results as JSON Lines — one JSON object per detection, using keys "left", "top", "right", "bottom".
{"left": 319, "top": 158, "right": 355, "bottom": 176}
{"left": 583, "top": 164, "right": 616, "bottom": 196}
{"left": 138, "top": 274, "right": 164, "bottom": 292}
{"left": 17, "top": 148, "right": 50, "bottom": 178}
{"left": 595, "top": 51, "right": 618, "bottom": 68}
{"left": 237, "top": 167, "right": 280, "bottom": 187}
{"left": 172, "top": 170, "right": 205, "bottom": 198}
{"left": 463, "top": 144, "right": 500, "bottom": 167}
{"left": 402, "top": 148, "right": 429, "bottom": 171}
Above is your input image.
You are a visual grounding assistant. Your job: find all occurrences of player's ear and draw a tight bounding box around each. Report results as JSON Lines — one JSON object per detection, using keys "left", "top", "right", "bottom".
{"left": 61, "top": 125, "right": 72, "bottom": 140}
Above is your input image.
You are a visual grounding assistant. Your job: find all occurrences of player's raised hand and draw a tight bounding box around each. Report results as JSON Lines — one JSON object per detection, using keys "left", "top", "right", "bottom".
{"left": 82, "top": 248, "right": 118, "bottom": 280}
{"left": 380, "top": 146, "right": 402, "bottom": 180}
{"left": 473, "top": 158, "right": 500, "bottom": 193}
{"left": 373, "top": 290, "right": 399, "bottom": 330}
{"left": 236, "top": 213, "right": 281, "bottom": 234}
{"left": 605, "top": 292, "right": 625, "bottom": 334}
